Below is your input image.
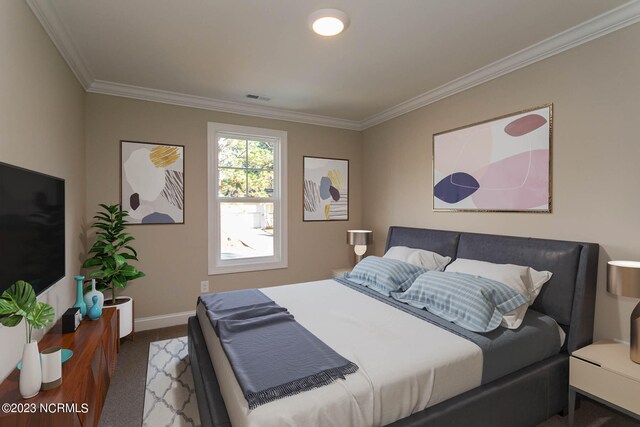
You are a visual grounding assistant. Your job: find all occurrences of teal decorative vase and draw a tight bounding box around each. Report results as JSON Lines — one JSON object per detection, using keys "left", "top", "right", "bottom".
{"left": 83, "top": 279, "right": 104, "bottom": 311}
{"left": 88, "top": 296, "right": 102, "bottom": 320}
{"left": 73, "top": 275, "right": 86, "bottom": 320}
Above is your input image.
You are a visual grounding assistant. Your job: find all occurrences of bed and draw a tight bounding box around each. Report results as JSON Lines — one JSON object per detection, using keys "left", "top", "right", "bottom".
{"left": 189, "top": 226, "right": 599, "bottom": 427}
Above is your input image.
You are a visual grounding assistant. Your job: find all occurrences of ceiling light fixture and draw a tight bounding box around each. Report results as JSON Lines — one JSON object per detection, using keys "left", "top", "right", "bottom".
{"left": 309, "top": 9, "right": 349, "bottom": 37}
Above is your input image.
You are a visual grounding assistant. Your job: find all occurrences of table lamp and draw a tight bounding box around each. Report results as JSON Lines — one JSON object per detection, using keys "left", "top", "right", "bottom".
{"left": 607, "top": 260, "right": 640, "bottom": 363}
{"left": 347, "top": 230, "right": 373, "bottom": 264}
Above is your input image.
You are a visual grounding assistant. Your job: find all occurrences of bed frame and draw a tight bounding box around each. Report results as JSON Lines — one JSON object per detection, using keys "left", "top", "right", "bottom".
{"left": 189, "top": 226, "right": 599, "bottom": 427}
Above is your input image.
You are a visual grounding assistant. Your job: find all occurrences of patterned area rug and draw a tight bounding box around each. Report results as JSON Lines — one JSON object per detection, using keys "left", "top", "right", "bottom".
{"left": 143, "top": 337, "right": 200, "bottom": 427}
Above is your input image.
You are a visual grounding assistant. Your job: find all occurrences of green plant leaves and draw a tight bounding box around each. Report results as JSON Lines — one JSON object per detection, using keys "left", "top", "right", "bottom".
{"left": 27, "top": 302, "right": 55, "bottom": 329}
{"left": 0, "top": 280, "right": 36, "bottom": 327}
{"left": 113, "top": 254, "right": 126, "bottom": 267}
{"left": 6, "top": 280, "right": 36, "bottom": 308}
{"left": 124, "top": 245, "right": 138, "bottom": 257}
{"left": 92, "top": 223, "right": 111, "bottom": 231}
{"left": 82, "top": 257, "right": 102, "bottom": 268}
{"left": 131, "top": 271, "right": 146, "bottom": 280}
{"left": 83, "top": 203, "right": 145, "bottom": 297}
{"left": 0, "top": 281, "right": 54, "bottom": 330}
{"left": 111, "top": 277, "right": 123, "bottom": 288}
{"left": 0, "top": 299, "right": 24, "bottom": 327}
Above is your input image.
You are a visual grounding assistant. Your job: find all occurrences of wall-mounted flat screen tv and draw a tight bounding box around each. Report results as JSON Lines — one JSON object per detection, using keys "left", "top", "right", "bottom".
{"left": 0, "top": 162, "right": 65, "bottom": 295}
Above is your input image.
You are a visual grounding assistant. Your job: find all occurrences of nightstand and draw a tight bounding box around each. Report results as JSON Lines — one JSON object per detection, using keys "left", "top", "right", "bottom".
{"left": 569, "top": 340, "right": 640, "bottom": 426}
{"left": 331, "top": 267, "right": 352, "bottom": 279}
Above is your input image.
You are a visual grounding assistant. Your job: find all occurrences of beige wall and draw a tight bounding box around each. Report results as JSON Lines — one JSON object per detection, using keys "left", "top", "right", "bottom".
{"left": 3, "top": 0, "right": 636, "bottom": 384}
{"left": 85, "top": 94, "right": 362, "bottom": 319}
{"left": 0, "top": 0, "right": 85, "bottom": 381}
{"left": 362, "top": 23, "right": 640, "bottom": 342}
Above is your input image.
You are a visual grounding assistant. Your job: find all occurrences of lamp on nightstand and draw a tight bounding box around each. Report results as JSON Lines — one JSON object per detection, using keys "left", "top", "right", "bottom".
{"left": 347, "top": 230, "right": 373, "bottom": 264}
{"left": 607, "top": 260, "right": 640, "bottom": 364}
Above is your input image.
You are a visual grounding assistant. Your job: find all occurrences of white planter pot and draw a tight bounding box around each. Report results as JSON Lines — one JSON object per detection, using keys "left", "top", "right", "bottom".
{"left": 106, "top": 296, "right": 133, "bottom": 339}
{"left": 41, "top": 346, "right": 62, "bottom": 391}
{"left": 20, "top": 340, "right": 42, "bottom": 399}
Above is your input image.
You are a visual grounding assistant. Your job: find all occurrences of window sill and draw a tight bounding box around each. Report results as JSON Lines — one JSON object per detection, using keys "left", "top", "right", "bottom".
{"left": 208, "top": 259, "right": 288, "bottom": 275}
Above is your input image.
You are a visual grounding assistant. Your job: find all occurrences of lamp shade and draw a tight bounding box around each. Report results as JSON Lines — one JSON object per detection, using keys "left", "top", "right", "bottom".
{"left": 607, "top": 261, "right": 640, "bottom": 298}
{"left": 347, "top": 230, "right": 373, "bottom": 246}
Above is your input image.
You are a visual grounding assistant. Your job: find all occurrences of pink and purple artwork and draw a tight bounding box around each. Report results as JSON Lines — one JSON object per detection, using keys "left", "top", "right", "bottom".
{"left": 433, "top": 105, "right": 552, "bottom": 212}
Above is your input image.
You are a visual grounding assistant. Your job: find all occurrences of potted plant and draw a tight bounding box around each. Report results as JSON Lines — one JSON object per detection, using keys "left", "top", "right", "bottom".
{"left": 0, "top": 281, "right": 55, "bottom": 398}
{"left": 82, "top": 204, "right": 145, "bottom": 339}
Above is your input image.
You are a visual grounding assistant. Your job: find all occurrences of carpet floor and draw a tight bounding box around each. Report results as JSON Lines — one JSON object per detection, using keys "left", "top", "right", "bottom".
{"left": 100, "top": 325, "right": 188, "bottom": 427}
{"left": 540, "top": 401, "right": 639, "bottom": 426}
{"left": 100, "top": 325, "right": 639, "bottom": 427}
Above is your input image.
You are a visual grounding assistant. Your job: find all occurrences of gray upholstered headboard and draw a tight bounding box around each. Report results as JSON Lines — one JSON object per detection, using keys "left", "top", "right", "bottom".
{"left": 385, "top": 226, "right": 599, "bottom": 353}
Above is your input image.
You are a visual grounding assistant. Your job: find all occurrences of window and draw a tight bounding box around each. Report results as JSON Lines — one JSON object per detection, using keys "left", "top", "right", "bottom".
{"left": 208, "top": 122, "right": 287, "bottom": 274}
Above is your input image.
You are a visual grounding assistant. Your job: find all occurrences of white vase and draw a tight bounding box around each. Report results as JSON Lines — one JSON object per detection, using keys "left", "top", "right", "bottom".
{"left": 19, "top": 340, "right": 42, "bottom": 399}
{"left": 83, "top": 279, "right": 104, "bottom": 310}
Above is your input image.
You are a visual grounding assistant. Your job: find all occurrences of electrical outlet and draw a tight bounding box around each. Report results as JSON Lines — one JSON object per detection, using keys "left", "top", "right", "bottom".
{"left": 200, "top": 280, "right": 210, "bottom": 293}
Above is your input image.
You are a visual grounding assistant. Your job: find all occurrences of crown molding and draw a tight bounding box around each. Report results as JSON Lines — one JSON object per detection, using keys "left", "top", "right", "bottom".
{"left": 26, "top": 0, "right": 92, "bottom": 89}
{"left": 26, "top": 0, "right": 361, "bottom": 130}
{"left": 87, "top": 80, "right": 362, "bottom": 130}
{"left": 27, "top": 0, "right": 640, "bottom": 131}
{"left": 360, "top": 0, "right": 640, "bottom": 130}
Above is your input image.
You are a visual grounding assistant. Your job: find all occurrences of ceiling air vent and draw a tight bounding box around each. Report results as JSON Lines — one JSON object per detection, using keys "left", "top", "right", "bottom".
{"left": 246, "top": 94, "right": 271, "bottom": 101}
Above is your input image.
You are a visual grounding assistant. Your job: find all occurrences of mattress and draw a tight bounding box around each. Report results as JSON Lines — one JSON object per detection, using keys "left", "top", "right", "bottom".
{"left": 196, "top": 279, "right": 562, "bottom": 427}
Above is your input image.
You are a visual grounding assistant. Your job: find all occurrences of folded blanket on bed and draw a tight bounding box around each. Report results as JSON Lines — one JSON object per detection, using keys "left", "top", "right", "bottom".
{"left": 198, "top": 290, "right": 359, "bottom": 409}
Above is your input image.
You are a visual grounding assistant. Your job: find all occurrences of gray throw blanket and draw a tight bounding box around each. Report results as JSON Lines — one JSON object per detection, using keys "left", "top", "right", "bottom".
{"left": 198, "top": 289, "right": 358, "bottom": 409}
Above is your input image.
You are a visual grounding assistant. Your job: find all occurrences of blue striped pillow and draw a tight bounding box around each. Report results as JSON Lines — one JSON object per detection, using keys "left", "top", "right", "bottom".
{"left": 392, "top": 271, "right": 529, "bottom": 333}
{"left": 345, "top": 256, "right": 426, "bottom": 296}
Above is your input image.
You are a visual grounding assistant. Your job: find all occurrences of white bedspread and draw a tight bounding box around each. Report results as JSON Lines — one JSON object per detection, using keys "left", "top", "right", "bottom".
{"left": 196, "top": 280, "right": 483, "bottom": 427}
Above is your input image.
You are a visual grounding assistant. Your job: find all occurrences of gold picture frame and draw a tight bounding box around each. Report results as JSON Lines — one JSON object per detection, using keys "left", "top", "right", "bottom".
{"left": 432, "top": 103, "right": 553, "bottom": 213}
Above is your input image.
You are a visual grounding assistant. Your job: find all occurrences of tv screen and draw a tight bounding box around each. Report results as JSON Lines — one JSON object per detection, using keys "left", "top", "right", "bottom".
{"left": 0, "top": 162, "right": 65, "bottom": 295}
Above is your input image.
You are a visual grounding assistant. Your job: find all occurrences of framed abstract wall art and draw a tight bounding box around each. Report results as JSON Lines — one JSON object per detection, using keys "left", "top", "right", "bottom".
{"left": 303, "top": 156, "right": 349, "bottom": 221}
{"left": 121, "top": 140, "right": 185, "bottom": 224}
{"left": 433, "top": 104, "right": 552, "bottom": 213}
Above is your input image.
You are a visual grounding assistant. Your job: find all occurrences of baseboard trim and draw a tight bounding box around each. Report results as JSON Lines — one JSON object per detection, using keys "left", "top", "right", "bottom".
{"left": 134, "top": 310, "right": 196, "bottom": 332}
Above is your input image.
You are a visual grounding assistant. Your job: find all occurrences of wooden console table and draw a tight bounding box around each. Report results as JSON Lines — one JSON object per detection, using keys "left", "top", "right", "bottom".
{"left": 0, "top": 307, "right": 119, "bottom": 427}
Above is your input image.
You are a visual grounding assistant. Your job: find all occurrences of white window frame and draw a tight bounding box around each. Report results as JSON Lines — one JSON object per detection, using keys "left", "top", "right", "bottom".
{"left": 207, "top": 122, "right": 288, "bottom": 275}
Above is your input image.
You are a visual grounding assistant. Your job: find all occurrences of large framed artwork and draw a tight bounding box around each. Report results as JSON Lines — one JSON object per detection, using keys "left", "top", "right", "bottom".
{"left": 303, "top": 156, "right": 349, "bottom": 221}
{"left": 433, "top": 104, "right": 552, "bottom": 213}
{"left": 121, "top": 140, "right": 185, "bottom": 224}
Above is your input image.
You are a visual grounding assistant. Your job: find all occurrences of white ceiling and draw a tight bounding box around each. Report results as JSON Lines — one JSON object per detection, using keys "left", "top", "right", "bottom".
{"left": 28, "top": 0, "right": 639, "bottom": 129}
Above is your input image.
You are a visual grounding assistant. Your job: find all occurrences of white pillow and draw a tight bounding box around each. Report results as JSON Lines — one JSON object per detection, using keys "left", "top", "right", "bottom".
{"left": 383, "top": 246, "right": 451, "bottom": 271}
{"left": 445, "top": 258, "right": 552, "bottom": 329}
{"left": 502, "top": 305, "right": 529, "bottom": 330}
